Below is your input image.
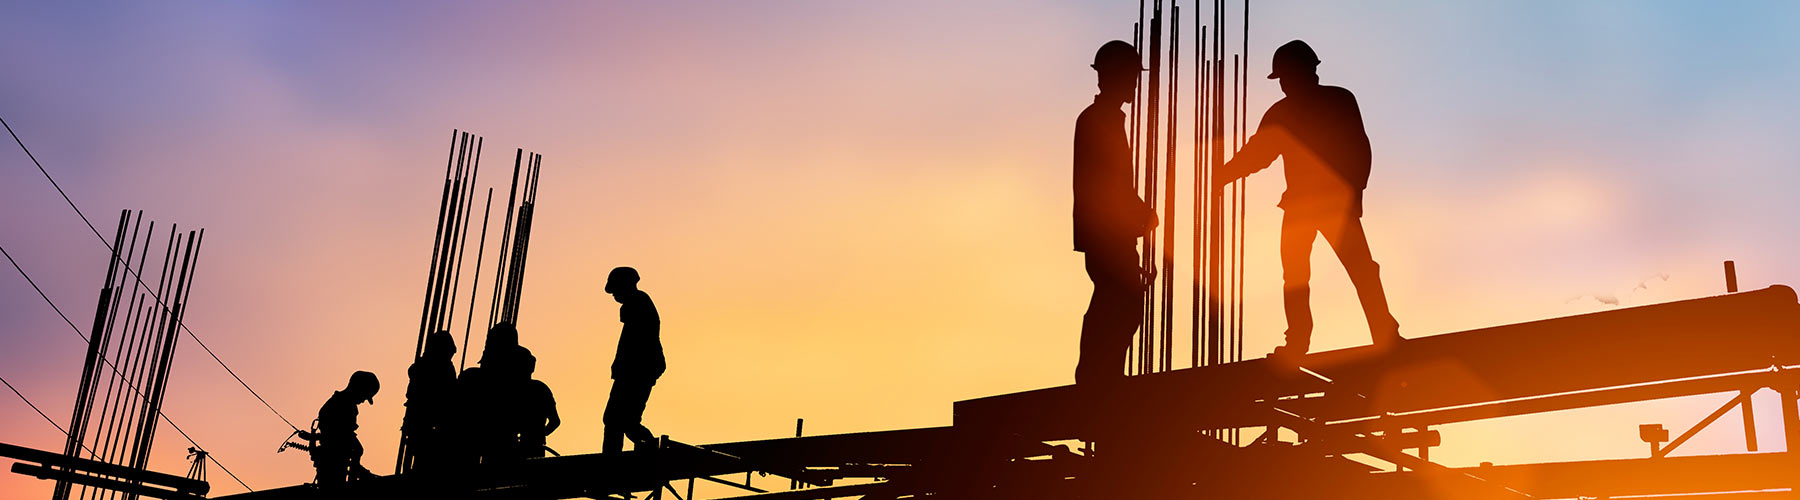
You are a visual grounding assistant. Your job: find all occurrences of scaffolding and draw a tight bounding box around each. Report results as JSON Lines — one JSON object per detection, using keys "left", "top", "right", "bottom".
{"left": 207, "top": 284, "right": 1800, "bottom": 500}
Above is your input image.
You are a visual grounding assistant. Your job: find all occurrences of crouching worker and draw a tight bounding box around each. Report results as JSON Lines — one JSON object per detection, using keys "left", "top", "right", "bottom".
{"left": 313, "top": 370, "right": 379, "bottom": 489}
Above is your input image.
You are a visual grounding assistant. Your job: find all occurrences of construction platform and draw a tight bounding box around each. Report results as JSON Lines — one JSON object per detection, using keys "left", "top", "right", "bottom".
{"left": 128, "top": 286, "right": 1800, "bottom": 498}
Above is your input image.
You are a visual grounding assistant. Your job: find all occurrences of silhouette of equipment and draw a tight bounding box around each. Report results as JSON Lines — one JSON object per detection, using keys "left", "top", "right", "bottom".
{"left": 205, "top": 286, "right": 1800, "bottom": 500}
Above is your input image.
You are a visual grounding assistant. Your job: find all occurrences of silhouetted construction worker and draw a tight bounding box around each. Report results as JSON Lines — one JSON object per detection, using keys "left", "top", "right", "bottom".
{"left": 402, "top": 331, "right": 456, "bottom": 472}
{"left": 602, "top": 266, "right": 664, "bottom": 453}
{"left": 313, "top": 371, "right": 379, "bottom": 489}
{"left": 1073, "top": 40, "right": 1158, "bottom": 384}
{"left": 514, "top": 348, "right": 560, "bottom": 458}
{"left": 1216, "top": 40, "right": 1402, "bottom": 358}
{"left": 458, "top": 322, "right": 520, "bottom": 465}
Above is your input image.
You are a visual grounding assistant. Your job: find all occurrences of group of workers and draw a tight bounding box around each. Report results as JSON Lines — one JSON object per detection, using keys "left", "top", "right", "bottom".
{"left": 305, "top": 36, "right": 1402, "bottom": 487}
{"left": 1074, "top": 39, "right": 1404, "bottom": 383}
{"left": 305, "top": 267, "right": 665, "bottom": 488}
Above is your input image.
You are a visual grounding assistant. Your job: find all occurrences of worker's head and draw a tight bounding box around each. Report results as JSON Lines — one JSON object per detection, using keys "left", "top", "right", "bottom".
{"left": 424, "top": 330, "right": 456, "bottom": 359}
{"left": 517, "top": 346, "right": 537, "bottom": 378}
{"left": 480, "top": 321, "right": 519, "bottom": 366}
{"left": 1091, "top": 40, "right": 1144, "bottom": 103}
{"left": 605, "top": 266, "right": 641, "bottom": 298}
{"left": 346, "top": 370, "right": 380, "bottom": 405}
{"left": 1268, "top": 40, "right": 1321, "bottom": 94}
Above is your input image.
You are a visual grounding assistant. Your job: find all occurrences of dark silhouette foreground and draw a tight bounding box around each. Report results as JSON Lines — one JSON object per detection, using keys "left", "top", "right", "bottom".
{"left": 603, "top": 266, "right": 664, "bottom": 453}
{"left": 310, "top": 371, "right": 378, "bottom": 489}
{"left": 1216, "top": 40, "right": 1401, "bottom": 358}
{"left": 1072, "top": 40, "right": 1157, "bottom": 384}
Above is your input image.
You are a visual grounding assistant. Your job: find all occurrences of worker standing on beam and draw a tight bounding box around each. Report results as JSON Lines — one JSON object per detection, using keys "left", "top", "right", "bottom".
{"left": 313, "top": 371, "right": 379, "bottom": 489}
{"left": 1072, "top": 40, "right": 1158, "bottom": 384}
{"left": 602, "top": 266, "right": 664, "bottom": 453}
{"left": 401, "top": 331, "right": 456, "bottom": 472}
{"left": 1216, "top": 40, "right": 1402, "bottom": 359}
{"left": 514, "top": 347, "right": 560, "bottom": 458}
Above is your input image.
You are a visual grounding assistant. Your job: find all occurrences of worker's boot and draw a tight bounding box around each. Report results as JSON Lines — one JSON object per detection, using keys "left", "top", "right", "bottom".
{"left": 1269, "top": 334, "right": 1310, "bottom": 363}
{"left": 1369, "top": 317, "right": 1403, "bottom": 352}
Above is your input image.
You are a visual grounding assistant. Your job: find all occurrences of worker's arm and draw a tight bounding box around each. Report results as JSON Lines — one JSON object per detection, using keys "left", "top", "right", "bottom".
{"left": 1216, "top": 109, "right": 1287, "bottom": 185}
{"left": 545, "top": 393, "right": 561, "bottom": 435}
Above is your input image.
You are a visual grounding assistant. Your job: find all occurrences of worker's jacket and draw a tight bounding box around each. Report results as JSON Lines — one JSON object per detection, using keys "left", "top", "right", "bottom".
{"left": 1072, "top": 96, "right": 1152, "bottom": 252}
{"left": 612, "top": 291, "right": 665, "bottom": 381}
{"left": 315, "top": 390, "right": 363, "bottom": 459}
{"left": 1225, "top": 85, "right": 1373, "bottom": 216}
{"left": 403, "top": 357, "right": 454, "bottom": 433}
{"left": 517, "top": 379, "right": 556, "bottom": 446}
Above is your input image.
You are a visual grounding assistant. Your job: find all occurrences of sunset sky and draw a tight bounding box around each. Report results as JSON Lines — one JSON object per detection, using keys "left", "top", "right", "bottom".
{"left": 3, "top": 1, "right": 1800, "bottom": 497}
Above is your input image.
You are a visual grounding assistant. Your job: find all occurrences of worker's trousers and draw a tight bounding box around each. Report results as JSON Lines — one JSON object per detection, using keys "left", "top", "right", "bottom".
{"left": 603, "top": 378, "right": 657, "bottom": 453}
{"left": 1279, "top": 209, "right": 1399, "bottom": 349}
{"left": 1075, "top": 241, "right": 1145, "bottom": 384}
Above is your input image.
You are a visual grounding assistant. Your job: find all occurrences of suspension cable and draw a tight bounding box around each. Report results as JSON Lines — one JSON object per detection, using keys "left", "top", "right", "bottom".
{"left": 2, "top": 114, "right": 300, "bottom": 434}
{"left": 3, "top": 245, "right": 255, "bottom": 493}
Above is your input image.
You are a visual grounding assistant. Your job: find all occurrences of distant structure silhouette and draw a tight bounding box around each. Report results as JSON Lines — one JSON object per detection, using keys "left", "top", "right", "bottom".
{"left": 602, "top": 266, "right": 664, "bottom": 453}
{"left": 514, "top": 347, "right": 560, "bottom": 458}
{"left": 1073, "top": 40, "right": 1159, "bottom": 384}
{"left": 401, "top": 331, "right": 456, "bottom": 472}
{"left": 1216, "top": 40, "right": 1401, "bottom": 358}
{"left": 312, "top": 371, "right": 378, "bottom": 489}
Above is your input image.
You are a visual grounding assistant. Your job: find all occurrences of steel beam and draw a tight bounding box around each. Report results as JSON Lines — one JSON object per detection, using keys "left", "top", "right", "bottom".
{"left": 956, "top": 286, "right": 1800, "bottom": 441}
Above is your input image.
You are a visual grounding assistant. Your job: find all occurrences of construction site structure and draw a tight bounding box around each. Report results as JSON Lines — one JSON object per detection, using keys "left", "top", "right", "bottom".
{"left": 206, "top": 283, "right": 1800, "bottom": 500}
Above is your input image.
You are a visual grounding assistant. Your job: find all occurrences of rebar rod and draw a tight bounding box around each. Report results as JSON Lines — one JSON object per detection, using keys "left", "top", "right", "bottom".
{"left": 461, "top": 189, "right": 495, "bottom": 372}
{"left": 415, "top": 131, "right": 461, "bottom": 359}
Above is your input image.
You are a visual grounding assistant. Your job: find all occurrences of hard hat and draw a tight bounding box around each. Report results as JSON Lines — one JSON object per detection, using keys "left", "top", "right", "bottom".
{"left": 425, "top": 330, "right": 456, "bottom": 356}
{"left": 348, "top": 370, "right": 379, "bottom": 404}
{"left": 1091, "top": 40, "right": 1145, "bottom": 72}
{"left": 479, "top": 322, "right": 519, "bottom": 365}
{"left": 605, "top": 266, "right": 640, "bottom": 294}
{"left": 1268, "top": 39, "right": 1321, "bottom": 79}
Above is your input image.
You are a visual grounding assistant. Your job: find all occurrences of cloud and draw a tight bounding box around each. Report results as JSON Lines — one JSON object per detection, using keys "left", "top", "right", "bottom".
{"left": 1566, "top": 272, "right": 1671, "bottom": 307}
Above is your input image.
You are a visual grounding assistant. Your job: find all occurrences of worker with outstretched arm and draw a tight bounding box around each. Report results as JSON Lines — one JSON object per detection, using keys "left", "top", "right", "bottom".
{"left": 1215, "top": 40, "right": 1402, "bottom": 359}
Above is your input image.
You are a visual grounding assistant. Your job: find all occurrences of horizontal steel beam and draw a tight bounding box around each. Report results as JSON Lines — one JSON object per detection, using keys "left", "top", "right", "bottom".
{"left": 956, "top": 286, "right": 1800, "bottom": 442}
{"left": 1370, "top": 452, "right": 1800, "bottom": 499}
{"left": 0, "top": 441, "right": 208, "bottom": 494}
{"left": 1328, "top": 369, "right": 1800, "bottom": 433}
{"left": 11, "top": 463, "right": 200, "bottom": 500}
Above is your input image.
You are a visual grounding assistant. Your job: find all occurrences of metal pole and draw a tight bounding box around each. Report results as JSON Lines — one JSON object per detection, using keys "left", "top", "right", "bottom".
{"left": 416, "top": 130, "right": 461, "bottom": 359}
{"left": 1139, "top": 0, "right": 1163, "bottom": 377}
{"left": 461, "top": 189, "right": 495, "bottom": 372}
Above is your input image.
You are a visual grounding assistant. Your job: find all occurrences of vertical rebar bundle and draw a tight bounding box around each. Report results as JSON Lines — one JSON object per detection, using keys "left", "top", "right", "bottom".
{"left": 1126, "top": 0, "right": 1250, "bottom": 389}
{"left": 1135, "top": 1, "right": 1164, "bottom": 377}
{"left": 398, "top": 132, "right": 545, "bottom": 474}
{"left": 52, "top": 210, "right": 204, "bottom": 500}
{"left": 400, "top": 130, "right": 485, "bottom": 473}
{"left": 490, "top": 150, "right": 542, "bottom": 328}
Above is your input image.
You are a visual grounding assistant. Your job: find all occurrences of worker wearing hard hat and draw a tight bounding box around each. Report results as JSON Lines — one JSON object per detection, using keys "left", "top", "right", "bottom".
{"left": 313, "top": 370, "right": 379, "bottom": 489}
{"left": 1072, "top": 40, "right": 1158, "bottom": 384}
{"left": 1215, "top": 40, "right": 1402, "bottom": 359}
{"left": 601, "top": 266, "right": 664, "bottom": 453}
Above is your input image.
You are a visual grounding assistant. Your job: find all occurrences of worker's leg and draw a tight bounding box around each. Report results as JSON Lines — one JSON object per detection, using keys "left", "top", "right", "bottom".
{"left": 605, "top": 379, "right": 657, "bottom": 450}
{"left": 625, "top": 381, "right": 657, "bottom": 446}
{"left": 1279, "top": 212, "right": 1319, "bottom": 352}
{"left": 602, "top": 381, "right": 630, "bottom": 453}
{"left": 1319, "top": 214, "right": 1401, "bottom": 345}
{"left": 602, "top": 428, "right": 624, "bottom": 454}
{"left": 313, "top": 447, "right": 349, "bottom": 489}
{"left": 1077, "top": 243, "right": 1143, "bottom": 384}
